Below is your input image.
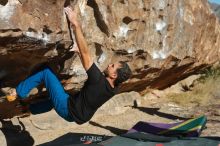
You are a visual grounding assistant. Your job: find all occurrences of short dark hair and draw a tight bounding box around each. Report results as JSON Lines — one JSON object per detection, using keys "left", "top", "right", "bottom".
{"left": 114, "top": 61, "right": 132, "bottom": 86}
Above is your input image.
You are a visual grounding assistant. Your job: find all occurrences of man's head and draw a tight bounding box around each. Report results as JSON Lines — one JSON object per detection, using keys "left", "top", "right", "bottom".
{"left": 104, "top": 61, "right": 132, "bottom": 86}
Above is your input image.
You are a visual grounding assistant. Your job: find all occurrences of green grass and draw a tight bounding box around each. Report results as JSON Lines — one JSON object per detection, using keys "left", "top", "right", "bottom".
{"left": 198, "top": 66, "right": 220, "bottom": 83}
{"left": 167, "top": 66, "right": 220, "bottom": 107}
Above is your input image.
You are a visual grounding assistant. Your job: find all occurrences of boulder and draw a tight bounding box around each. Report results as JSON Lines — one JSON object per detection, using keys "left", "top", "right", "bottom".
{"left": 0, "top": 0, "right": 219, "bottom": 93}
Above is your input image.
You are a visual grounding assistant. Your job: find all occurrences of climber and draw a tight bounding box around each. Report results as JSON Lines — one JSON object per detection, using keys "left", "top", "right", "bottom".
{"left": 6, "top": 7, "right": 132, "bottom": 124}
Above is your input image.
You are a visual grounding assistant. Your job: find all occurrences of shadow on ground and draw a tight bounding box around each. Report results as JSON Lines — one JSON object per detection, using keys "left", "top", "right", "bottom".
{"left": 0, "top": 118, "right": 34, "bottom": 146}
{"left": 89, "top": 121, "right": 127, "bottom": 135}
{"left": 132, "top": 106, "right": 190, "bottom": 120}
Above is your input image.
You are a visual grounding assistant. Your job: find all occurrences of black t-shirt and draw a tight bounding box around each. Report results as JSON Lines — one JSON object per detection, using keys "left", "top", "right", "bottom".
{"left": 68, "top": 63, "right": 118, "bottom": 124}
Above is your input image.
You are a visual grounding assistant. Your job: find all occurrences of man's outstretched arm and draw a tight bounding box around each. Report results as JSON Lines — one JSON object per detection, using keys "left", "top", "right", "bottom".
{"left": 65, "top": 7, "right": 92, "bottom": 71}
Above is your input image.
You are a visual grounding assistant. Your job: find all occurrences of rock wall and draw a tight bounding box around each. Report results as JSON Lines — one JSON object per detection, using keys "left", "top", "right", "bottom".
{"left": 0, "top": 0, "right": 220, "bottom": 93}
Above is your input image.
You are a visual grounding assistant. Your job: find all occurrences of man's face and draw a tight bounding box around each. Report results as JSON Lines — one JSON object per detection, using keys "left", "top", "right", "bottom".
{"left": 104, "top": 62, "right": 122, "bottom": 79}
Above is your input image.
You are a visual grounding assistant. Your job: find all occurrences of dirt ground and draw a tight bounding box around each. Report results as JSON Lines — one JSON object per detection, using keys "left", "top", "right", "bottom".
{"left": 0, "top": 74, "right": 220, "bottom": 145}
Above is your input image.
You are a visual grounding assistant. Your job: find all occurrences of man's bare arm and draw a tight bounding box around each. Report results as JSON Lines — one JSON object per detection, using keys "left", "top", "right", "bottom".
{"left": 64, "top": 7, "right": 92, "bottom": 71}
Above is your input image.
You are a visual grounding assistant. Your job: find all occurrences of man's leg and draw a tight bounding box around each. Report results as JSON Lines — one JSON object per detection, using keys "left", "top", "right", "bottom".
{"left": 16, "top": 67, "right": 74, "bottom": 122}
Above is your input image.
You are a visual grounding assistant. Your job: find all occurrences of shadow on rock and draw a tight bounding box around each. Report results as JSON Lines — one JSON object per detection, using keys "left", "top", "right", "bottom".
{"left": 0, "top": 89, "right": 5, "bottom": 97}
{"left": 0, "top": 118, "right": 34, "bottom": 146}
